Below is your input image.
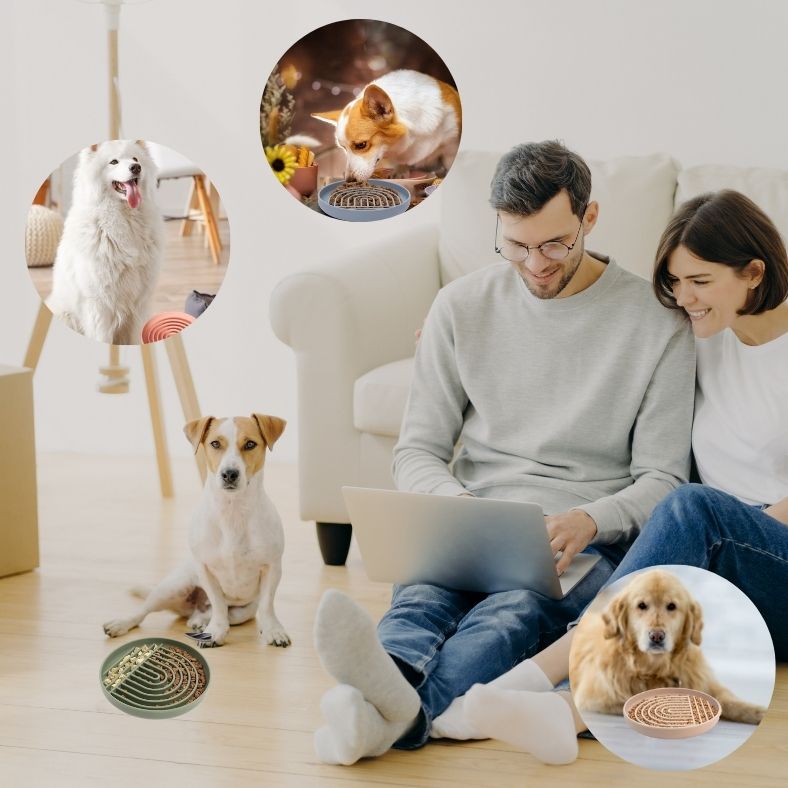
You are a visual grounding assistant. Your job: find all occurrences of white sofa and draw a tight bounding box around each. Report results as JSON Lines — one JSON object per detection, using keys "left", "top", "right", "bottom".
{"left": 270, "top": 150, "right": 788, "bottom": 564}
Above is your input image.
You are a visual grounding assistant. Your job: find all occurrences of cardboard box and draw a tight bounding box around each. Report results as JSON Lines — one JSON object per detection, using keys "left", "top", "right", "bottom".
{"left": 0, "top": 365, "right": 39, "bottom": 577}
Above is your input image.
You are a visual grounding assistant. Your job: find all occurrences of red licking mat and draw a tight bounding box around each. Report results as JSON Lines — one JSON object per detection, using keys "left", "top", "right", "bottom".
{"left": 141, "top": 312, "right": 194, "bottom": 343}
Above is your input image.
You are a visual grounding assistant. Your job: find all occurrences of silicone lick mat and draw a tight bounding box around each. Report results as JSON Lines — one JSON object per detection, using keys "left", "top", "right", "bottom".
{"left": 141, "top": 311, "right": 194, "bottom": 343}
{"left": 318, "top": 178, "right": 410, "bottom": 221}
{"left": 623, "top": 687, "right": 721, "bottom": 739}
{"left": 100, "top": 637, "right": 210, "bottom": 719}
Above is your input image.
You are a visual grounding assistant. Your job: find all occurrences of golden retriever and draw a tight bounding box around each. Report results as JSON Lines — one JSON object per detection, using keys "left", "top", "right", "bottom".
{"left": 569, "top": 569, "right": 766, "bottom": 724}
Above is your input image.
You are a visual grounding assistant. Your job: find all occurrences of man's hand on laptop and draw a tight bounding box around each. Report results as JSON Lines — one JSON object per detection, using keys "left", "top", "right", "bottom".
{"left": 545, "top": 510, "right": 598, "bottom": 575}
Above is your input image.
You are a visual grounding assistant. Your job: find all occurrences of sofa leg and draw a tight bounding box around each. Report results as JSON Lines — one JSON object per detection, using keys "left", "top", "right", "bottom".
{"left": 316, "top": 522, "right": 352, "bottom": 566}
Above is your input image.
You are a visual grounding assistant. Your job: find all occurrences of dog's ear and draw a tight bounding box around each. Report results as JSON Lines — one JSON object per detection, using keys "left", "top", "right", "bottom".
{"left": 135, "top": 139, "right": 147, "bottom": 150}
{"left": 252, "top": 414, "right": 286, "bottom": 451}
{"left": 362, "top": 84, "right": 394, "bottom": 124}
{"left": 184, "top": 416, "right": 214, "bottom": 453}
{"left": 89, "top": 143, "right": 98, "bottom": 153}
{"left": 602, "top": 596, "right": 627, "bottom": 639}
{"left": 311, "top": 110, "right": 341, "bottom": 127}
{"left": 685, "top": 600, "right": 704, "bottom": 646}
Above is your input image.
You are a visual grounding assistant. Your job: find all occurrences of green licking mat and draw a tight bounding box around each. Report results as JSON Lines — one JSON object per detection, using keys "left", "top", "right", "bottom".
{"left": 100, "top": 637, "right": 210, "bottom": 719}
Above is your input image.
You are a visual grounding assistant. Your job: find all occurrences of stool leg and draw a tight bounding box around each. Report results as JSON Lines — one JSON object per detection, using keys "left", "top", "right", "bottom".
{"left": 24, "top": 303, "right": 53, "bottom": 371}
{"left": 140, "top": 342, "right": 174, "bottom": 498}
{"left": 164, "top": 333, "right": 206, "bottom": 484}
{"left": 316, "top": 523, "right": 352, "bottom": 566}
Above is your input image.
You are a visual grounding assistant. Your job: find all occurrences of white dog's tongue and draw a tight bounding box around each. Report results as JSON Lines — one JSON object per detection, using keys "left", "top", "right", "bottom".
{"left": 126, "top": 180, "right": 141, "bottom": 209}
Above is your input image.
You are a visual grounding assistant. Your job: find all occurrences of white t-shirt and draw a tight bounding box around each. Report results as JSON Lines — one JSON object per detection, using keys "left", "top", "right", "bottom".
{"left": 693, "top": 328, "right": 788, "bottom": 506}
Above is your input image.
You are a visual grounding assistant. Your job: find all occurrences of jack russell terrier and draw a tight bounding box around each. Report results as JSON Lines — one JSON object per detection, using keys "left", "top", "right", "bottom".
{"left": 313, "top": 69, "right": 461, "bottom": 181}
{"left": 103, "top": 413, "right": 290, "bottom": 648}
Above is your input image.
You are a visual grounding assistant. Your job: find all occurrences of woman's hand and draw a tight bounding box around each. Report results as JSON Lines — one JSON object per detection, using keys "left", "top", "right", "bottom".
{"left": 764, "top": 497, "right": 788, "bottom": 525}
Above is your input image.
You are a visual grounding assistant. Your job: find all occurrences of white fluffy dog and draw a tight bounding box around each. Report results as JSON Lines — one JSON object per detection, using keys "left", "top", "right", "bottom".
{"left": 47, "top": 139, "right": 163, "bottom": 344}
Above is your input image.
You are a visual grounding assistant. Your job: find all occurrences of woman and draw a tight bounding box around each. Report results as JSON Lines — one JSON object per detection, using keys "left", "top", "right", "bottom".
{"left": 430, "top": 189, "right": 788, "bottom": 763}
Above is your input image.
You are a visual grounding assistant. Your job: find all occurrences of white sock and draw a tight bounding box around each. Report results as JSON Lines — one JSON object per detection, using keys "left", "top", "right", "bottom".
{"left": 314, "top": 684, "right": 413, "bottom": 765}
{"left": 314, "top": 589, "right": 421, "bottom": 722}
{"left": 431, "top": 659, "right": 553, "bottom": 740}
{"left": 464, "top": 685, "right": 578, "bottom": 765}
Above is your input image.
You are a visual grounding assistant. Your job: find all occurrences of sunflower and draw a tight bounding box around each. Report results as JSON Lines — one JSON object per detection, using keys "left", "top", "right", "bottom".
{"left": 265, "top": 145, "right": 297, "bottom": 185}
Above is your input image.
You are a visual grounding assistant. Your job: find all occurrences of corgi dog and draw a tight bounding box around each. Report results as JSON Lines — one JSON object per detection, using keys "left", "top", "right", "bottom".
{"left": 313, "top": 69, "right": 461, "bottom": 181}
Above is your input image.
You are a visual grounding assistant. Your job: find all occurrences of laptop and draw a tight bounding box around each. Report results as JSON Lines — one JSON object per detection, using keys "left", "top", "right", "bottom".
{"left": 341, "top": 487, "right": 601, "bottom": 599}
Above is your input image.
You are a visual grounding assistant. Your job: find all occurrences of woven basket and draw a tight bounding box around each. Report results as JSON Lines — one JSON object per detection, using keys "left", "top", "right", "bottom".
{"left": 25, "top": 205, "right": 64, "bottom": 267}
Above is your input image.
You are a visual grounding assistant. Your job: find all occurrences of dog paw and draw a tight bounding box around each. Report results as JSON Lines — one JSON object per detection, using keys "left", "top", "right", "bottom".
{"left": 262, "top": 626, "right": 291, "bottom": 648}
{"left": 201, "top": 623, "right": 228, "bottom": 646}
{"left": 187, "top": 612, "right": 210, "bottom": 632}
{"left": 747, "top": 705, "right": 767, "bottom": 724}
{"left": 103, "top": 618, "right": 133, "bottom": 637}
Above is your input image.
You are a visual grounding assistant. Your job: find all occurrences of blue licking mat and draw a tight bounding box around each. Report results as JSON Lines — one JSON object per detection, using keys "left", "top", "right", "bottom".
{"left": 318, "top": 179, "right": 410, "bottom": 222}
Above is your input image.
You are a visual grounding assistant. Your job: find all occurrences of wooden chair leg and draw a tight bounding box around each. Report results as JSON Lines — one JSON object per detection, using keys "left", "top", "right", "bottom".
{"left": 32, "top": 179, "right": 50, "bottom": 206}
{"left": 164, "top": 333, "right": 206, "bottom": 484}
{"left": 193, "top": 175, "right": 221, "bottom": 265}
{"left": 208, "top": 181, "right": 223, "bottom": 251}
{"left": 180, "top": 180, "right": 198, "bottom": 237}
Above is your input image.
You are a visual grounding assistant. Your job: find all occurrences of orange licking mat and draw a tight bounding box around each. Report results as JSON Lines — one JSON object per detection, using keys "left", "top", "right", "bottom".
{"left": 141, "top": 312, "right": 195, "bottom": 343}
{"left": 623, "top": 687, "right": 721, "bottom": 739}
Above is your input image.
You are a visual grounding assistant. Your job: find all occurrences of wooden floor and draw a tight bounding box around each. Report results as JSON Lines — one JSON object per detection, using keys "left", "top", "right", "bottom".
{"left": 0, "top": 454, "right": 785, "bottom": 787}
{"left": 28, "top": 217, "right": 229, "bottom": 316}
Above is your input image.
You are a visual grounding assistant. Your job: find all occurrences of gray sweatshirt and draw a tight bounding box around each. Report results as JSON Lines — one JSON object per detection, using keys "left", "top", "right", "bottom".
{"left": 392, "top": 257, "right": 695, "bottom": 546}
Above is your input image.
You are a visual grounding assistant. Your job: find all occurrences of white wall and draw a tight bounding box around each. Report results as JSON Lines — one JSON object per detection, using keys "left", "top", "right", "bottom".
{"left": 3, "top": 0, "right": 787, "bottom": 463}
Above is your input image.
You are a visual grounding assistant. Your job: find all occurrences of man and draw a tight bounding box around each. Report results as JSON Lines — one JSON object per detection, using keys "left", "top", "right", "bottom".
{"left": 313, "top": 140, "right": 695, "bottom": 764}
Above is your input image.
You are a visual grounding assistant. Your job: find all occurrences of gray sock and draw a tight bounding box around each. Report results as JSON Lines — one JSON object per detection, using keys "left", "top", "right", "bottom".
{"left": 314, "top": 589, "right": 421, "bottom": 722}
{"left": 314, "top": 684, "right": 414, "bottom": 765}
{"left": 431, "top": 659, "right": 553, "bottom": 740}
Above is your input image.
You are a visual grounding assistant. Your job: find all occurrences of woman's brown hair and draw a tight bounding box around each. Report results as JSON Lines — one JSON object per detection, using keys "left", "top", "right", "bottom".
{"left": 653, "top": 189, "right": 788, "bottom": 314}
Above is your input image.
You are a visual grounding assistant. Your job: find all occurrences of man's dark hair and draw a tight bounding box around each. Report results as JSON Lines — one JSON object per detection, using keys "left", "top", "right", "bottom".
{"left": 490, "top": 140, "right": 592, "bottom": 218}
{"left": 653, "top": 190, "right": 788, "bottom": 315}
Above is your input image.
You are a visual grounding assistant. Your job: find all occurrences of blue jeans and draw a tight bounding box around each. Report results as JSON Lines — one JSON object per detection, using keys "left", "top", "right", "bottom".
{"left": 377, "top": 545, "right": 623, "bottom": 748}
{"left": 602, "top": 484, "right": 788, "bottom": 660}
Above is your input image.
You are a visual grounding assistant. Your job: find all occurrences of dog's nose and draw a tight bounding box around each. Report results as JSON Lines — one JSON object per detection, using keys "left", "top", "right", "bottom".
{"left": 221, "top": 467, "right": 240, "bottom": 485}
{"left": 649, "top": 629, "right": 666, "bottom": 645}
{"left": 130, "top": 163, "right": 141, "bottom": 176}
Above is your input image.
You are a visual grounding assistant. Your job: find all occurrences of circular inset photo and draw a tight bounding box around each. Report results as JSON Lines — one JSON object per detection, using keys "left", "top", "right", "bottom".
{"left": 25, "top": 139, "right": 230, "bottom": 345}
{"left": 569, "top": 566, "right": 774, "bottom": 770}
{"left": 260, "top": 18, "right": 461, "bottom": 220}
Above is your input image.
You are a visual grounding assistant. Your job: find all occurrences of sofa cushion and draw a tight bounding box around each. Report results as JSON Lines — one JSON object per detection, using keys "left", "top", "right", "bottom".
{"left": 438, "top": 150, "right": 679, "bottom": 284}
{"left": 676, "top": 164, "right": 788, "bottom": 240}
{"left": 353, "top": 357, "right": 414, "bottom": 437}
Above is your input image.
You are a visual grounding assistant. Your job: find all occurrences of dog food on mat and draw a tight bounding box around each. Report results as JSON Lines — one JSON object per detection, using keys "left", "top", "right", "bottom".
{"left": 328, "top": 180, "right": 403, "bottom": 209}
{"left": 100, "top": 638, "right": 210, "bottom": 718}
{"left": 623, "top": 687, "right": 721, "bottom": 739}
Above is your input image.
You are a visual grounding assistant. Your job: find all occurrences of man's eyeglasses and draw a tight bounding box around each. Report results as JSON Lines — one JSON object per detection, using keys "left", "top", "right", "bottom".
{"left": 494, "top": 211, "right": 586, "bottom": 263}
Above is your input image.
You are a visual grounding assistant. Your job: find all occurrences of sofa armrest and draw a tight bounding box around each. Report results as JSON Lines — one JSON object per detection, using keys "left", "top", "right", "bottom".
{"left": 269, "top": 224, "right": 441, "bottom": 523}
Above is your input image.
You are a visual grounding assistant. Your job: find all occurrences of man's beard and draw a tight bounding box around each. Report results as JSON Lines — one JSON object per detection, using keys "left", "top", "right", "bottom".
{"left": 520, "top": 238, "right": 585, "bottom": 300}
